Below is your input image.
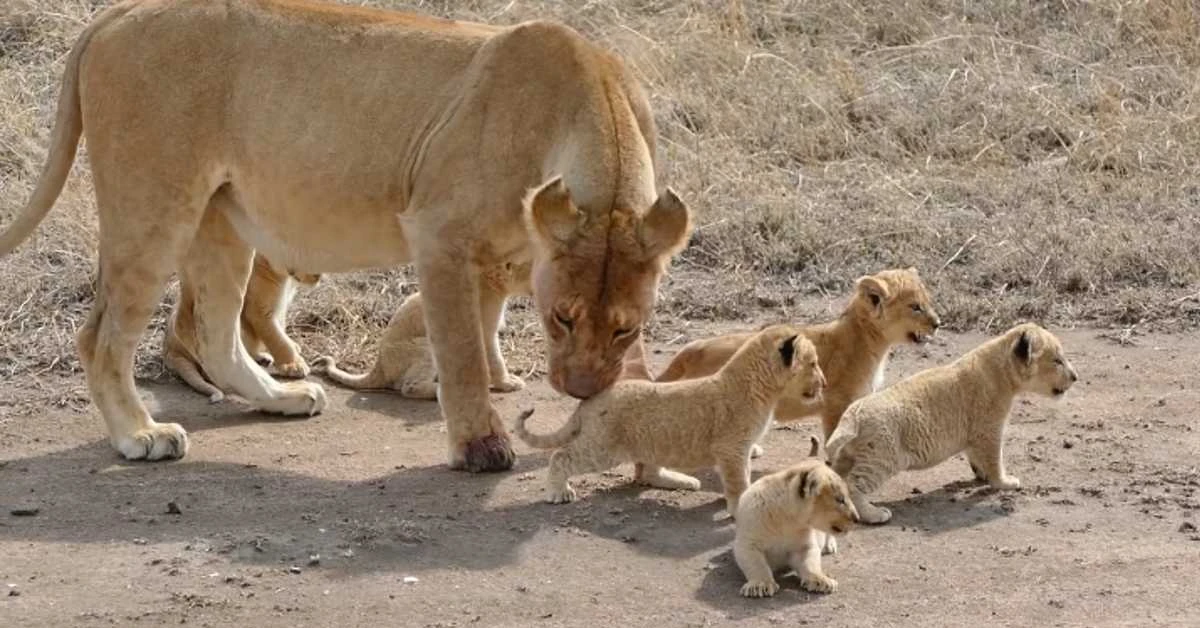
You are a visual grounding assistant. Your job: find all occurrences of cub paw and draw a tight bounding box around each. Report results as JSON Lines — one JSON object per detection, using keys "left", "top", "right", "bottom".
{"left": 820, "top": 533, "right": 839, "bottom": 555}
{"left": 489, "top": 373, "right": 526, "bottom": 393}
{"left": 740, "top": 580, "right": 779, "bottom": 598}
{"left": 273, "top": 359, "right": 311, "bottom": 379}
{"left": 547, "top": 485, "right": 577, "bottom": 504}
{"left": 992, "top": 475, "right": 1021, "bottom": 490}
{"left": 800, "top": 573, "right": 837, "bottom": 594}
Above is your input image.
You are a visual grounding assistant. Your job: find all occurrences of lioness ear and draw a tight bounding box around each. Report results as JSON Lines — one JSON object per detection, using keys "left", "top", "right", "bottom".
{"left": 526, "top": 176, "right": 581, "bottom": 246}
{"left": 779, "top": 334, "right": 798, "bottom": 368}
{"left": 1013, "top": 331, "right": 1033, "bottom": 364}
{"left": 856, "top": 275, "right": 890, "bottom": 312}
{"left": 640, "top": 188, "right": 692, "bottom": 259}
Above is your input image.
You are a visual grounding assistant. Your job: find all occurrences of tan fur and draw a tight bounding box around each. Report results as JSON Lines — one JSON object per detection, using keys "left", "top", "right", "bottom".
{"left": 0, "top": 0, "right": 691, "bottom": 467}
{"left": 514, "top": 325, "right": 825, "bottom": 515}
{"left": 656, "top": 268, "right": 940, "bottom": 460}
{"left": 826, "top": 323, "right": 1079, "bottom": 524}
{"left": 734, "top": 454, "right": 859, "bottom": 597}
{"left": 164, "top": 252, "right": 320, "bottom": 402}
{"left": 314, "top": 261, "right": 531, "bottom": 398}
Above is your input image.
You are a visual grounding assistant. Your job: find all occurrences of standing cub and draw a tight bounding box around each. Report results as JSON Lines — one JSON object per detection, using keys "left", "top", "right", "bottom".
{"left": 314, "top": 260, "right": 531, "bottom": 398}
{"left": 826, "top": 322, "right": 1078, "bottom": 524}
{"left": 735, "top": 437, "right": 859, "bottom": 597}
{"left": 164, "top": 253, "right": 320, "bottom": 402}
{"left": 656, "top": 268, "right": 940, "bottom": 446}
{"left": 514, "top": 325, "right": 825, "bottom": 515}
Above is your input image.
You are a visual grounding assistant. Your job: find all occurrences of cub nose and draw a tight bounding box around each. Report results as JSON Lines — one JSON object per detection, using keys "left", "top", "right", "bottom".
{"left": 931, "top": 316, "right": 942, "bottom": 330}
{"left": 1069, "top": 368, "right": 1078, "bottom": 383}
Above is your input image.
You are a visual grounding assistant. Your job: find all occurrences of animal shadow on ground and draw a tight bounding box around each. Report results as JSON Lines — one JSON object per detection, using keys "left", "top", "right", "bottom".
{"left": 693, "top": 547, "right": 829, "bottom": 616}
{"left": 874, "top": 476, "right": 1016, "bottom": 534}
{"left": 0, "top": 387, "right": 739, "bottom": 575}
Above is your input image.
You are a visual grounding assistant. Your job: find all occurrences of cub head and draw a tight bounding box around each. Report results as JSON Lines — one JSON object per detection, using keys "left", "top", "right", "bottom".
{"left": 759, "top": 325, "right": 825, "bottom": 399}
{"left": 1008, "top": 323, "right": 1078, "bottom": 397}
{"left": 524, "top": 176, "right": 692, "bottom": 399}
{"left": 852, "top": 267, "right": 941, "bottom": 345}
{"left": 787, "top": 460, "right": 859, "bottom": 535}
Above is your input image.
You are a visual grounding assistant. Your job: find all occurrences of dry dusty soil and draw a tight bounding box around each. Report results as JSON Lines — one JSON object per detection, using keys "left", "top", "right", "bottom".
{"left": 1, "top": 322, "right": 1198, "bottom": 627}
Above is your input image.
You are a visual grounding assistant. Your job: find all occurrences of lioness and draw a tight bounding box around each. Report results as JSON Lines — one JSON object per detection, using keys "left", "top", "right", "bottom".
{"left": 0, "top": 0, "right": 692, "bottom": 469}
{"left": 313, "top": 260, "right": 531, "bottom": 398}
{"left": 165, "top": 252, "right": 321, "bottom": 402}
{"left": 655, "top": 268, "right": 940, "bottom": 456}
{"left": 514, "top": 325, "right": 825, "bottom": 515}
{"left": 735, "top": 437, "right": 859, "bottom": 597}
{"left": 826, "top": 322, "right": 1078, "bottom": 524}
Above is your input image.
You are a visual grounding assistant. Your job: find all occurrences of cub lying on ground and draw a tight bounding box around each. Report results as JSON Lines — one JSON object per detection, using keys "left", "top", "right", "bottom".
{"left": 314, "top": 261, "right": 531, "bottom": 398}
{"left": 164, "top": 253, "right": 320, "bottom": 402}
{"left": 826, "top": 322, "right": 1078, "bottom": 524}
{"left": 655, "top": 268, "right": 940, "bottom": 459}
{"left": 514, "top": 325, "right": 825, "bottom": 515}
{"left": 736, "top": 437, "right": 859, "bottom": 597}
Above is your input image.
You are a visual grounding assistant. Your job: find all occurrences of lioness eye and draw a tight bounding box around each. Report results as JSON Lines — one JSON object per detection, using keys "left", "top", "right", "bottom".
{"left": 613, "top": 327, "right": 638, "bottom": 340}
{"left": 910, "top": 303, "right": 922, "bottom": 313}
{"left": 554, "top": 311, "right": 574, "bottom": 331}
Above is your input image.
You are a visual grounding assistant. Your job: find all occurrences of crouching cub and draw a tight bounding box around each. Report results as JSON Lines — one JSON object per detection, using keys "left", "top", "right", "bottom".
{"left": 826, "top": 322, "right": 1079, "bottom": 524}
{"left": 656, "top": 268, "right": 940, "bottom": 459}
{"left": 164, "top": 253, "right": 320, "bottom": 402}
{"left": 514, "top": 325, "right": 825, "bottom": 514}
{"left": 314, "top": 260, "right": 531, "bottom": 399}
{"left": 736, "top": 438, "right": 859, "bottom": 597}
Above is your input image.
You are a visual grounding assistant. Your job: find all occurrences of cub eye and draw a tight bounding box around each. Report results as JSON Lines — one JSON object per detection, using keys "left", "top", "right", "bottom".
{"left": 909, "top": 303, "right": 923, "bottom": 313}
{"left": 554, "top": 311, "right": 574, "bottom": 331}
{"left": 836, "top": 496, "right": 846, "bottom": 505}
{"left": 1053, "top": 358, "right": 1064, "bottom": 366}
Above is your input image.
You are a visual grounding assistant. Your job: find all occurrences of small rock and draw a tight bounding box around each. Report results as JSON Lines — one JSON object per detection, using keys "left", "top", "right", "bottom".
{"left": 7, "top": 589, "right": 18, "bottom": 597}
{"left": 1062, "top": 440, "right": 1074, "bottom": 450}
{"left": 166, "top": 501, "right": 182, "bottom": 515}
{"left": 1048, "top": 599, "right": 1065, "bottom": 609}
{"left": 1179, "top": 522, "right": 1197, "bottom": 533}
{"left": 132, "top": 538, "right": 148, "bottom": 545}
{"left": 9, "top": 507, "right": 39, "bottom": 517}
{"left": 911, "top": 487, "right": 922, "bottom": 495}
{"left": 288, "top": 566, "right": 302, "bottom": 575}
{"left": 307, "top": 554, "right": 321, "bottom": 566}
{"left": 402, "top": 576, "right": 419, "bottom": 585}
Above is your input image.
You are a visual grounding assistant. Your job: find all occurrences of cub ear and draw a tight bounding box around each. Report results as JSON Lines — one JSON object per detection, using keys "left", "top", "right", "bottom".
{"left": 1013, "top": 330, "right": 1033, "bottom": 364}
{"left": 778, "top": 334, "right": 799, "bottom": 368}
{"left": 808, "top": 435, "right": 822, "bottom": 458}
{"left": 856, "top": 275, "right": 890, "bottom": 312}
{"left": 795, "top": 469, "right": 811, "bottom": 499}
{"left": 526, "top": 176, "right": 581, "bottom": 247}
{"left": 640, "top": 188, "right": 693, "bottom": 260}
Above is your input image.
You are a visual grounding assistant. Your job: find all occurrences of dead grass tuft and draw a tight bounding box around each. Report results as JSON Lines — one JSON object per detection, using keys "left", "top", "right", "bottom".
{"left": 2, "top": 0, "right": 1198, "bottom": 406}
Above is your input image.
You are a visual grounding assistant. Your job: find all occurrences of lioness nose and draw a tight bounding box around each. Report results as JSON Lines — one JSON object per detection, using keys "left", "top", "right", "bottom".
{"left": 564, "top": 372, "right": 605, "bottom": 399}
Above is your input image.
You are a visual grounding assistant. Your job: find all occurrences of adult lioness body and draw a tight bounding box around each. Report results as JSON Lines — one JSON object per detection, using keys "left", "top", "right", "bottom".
{"left": 0, "top": 0, "right": 691, "bottom": 469}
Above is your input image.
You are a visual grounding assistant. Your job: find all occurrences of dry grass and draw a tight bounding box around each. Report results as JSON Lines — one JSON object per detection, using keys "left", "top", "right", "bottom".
{"left": 3, "top": 0, "right": 1200, "bottom": 410}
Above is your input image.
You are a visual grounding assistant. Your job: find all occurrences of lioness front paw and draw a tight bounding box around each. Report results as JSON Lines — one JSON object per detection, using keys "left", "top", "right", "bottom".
{"left": 740, "top": 580, "right": 779, "bottom": 598}
{"left": 207, "top": 390, "right": 225, "bottom": 404}
{"left": 749, "top": 443, "right": 765, "bottom": 459}
{"left": 547, "top": 484, "right": 577, "bottom": 504}
{"left": 489, "top": 373, "right": 525, "bottom": 393}
{"left": 256, "top": 381, "right": 327, "bottom": 416}
{"left": 991, "top": 475, "right": 1021, "bottom": 490}
{"left": 114, "top": 422, "right": 189, "bottom": 461}
{"left": 858, "top": 504, "right": 892, "bottom": 525}
{"left": 800, "top": 573, "right": 837, "bottom": 594}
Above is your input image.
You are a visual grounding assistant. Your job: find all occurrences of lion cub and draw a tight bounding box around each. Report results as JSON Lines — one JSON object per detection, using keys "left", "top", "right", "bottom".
{"left": 826, "top": 322, "right": 1078, "bottom": 524}
{"left": 736, "top": 437, "right": 859, "bottom": 597}
{"left": 514, "top": 325, "right": 825, "bottom": 515}
{"left": 314, "top": 260, "right": 531, "bottom": 398}
{"left": 656, "top": 268, "right": 940, "bottom": 454}
{"left": 164, "top": 253, "right": 320, "bottom": 402}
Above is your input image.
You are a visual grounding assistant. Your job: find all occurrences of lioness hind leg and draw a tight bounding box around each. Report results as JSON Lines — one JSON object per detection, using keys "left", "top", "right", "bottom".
{"left": 79, "top": 189, "right": 198, "bottom": 461}
{"left": 182, "top": 203, "right": 326, "bottom": 417}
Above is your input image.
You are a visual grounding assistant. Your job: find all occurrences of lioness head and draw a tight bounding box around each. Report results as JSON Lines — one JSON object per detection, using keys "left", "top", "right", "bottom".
{"left": 854, "top": 267, "right": 940, "bottom": 345}
{"left": 524, "top": 177, "right": 692, "bottom": 399}
{"left": 1008, "top": 322, "right": 1078, "bottom": 397}
{"left": 787, "top": 460, "right": 859, "bottom": 535}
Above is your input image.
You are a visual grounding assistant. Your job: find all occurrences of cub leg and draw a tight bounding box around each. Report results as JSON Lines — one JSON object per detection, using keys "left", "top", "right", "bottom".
{"left": 181, "top": 203, "right": 326, "bottom": 417}
{"left": 635, "top": 464, "right": 701, "bottom": 491}
{"left": 545, "top": 445, "right": 618, "bottom": 504}
{"left": 841, "top": 455, "right": 895, "bottom": 524}
{"left": 791, "top": 530, "right": 837, "bottom": 593}
{"left": 478, "top": 280, "right": 523, "bottom": 393}
{"left": 242, "top": 262, "right": 308, "bottom": 378}
{"left": 715, "top": 450, "right": 753, "bottom": 517}
{"left": 967, "top": 435, "right": 1020, "bottom": 489}
{"left": 735, "top": 542, "right": 780, "bottom": 598}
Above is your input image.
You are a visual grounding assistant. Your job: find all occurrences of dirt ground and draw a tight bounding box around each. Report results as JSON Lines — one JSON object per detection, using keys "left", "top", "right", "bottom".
{"left": 2, "top": 322, "right": 1197, "bottom": 627}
